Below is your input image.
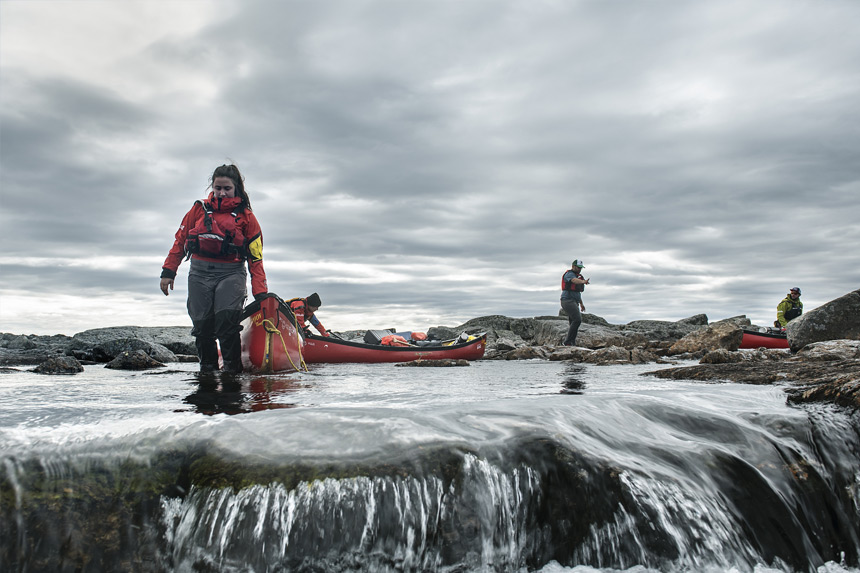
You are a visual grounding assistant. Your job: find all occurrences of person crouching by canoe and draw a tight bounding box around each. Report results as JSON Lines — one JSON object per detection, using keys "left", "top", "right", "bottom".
{"left": 159, "top": 163, "right": 268, "bottom": 374}
{"left": 775, "top": 287, "right": 803, "bottom": 330}
{"left": 560, "top": 259, "right": 590, "bottom": 347}
{"left": 288, "top": 293, "right": 330, "bottom": 337}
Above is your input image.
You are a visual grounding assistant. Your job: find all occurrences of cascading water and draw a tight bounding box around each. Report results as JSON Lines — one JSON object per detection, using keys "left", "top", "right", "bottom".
{"left": 1, "top": 360, "right": 858, "bottom": 572}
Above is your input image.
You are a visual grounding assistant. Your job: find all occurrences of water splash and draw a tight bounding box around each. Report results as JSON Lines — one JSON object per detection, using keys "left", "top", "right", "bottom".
{"left": 159, "top": 453, "right": 540, "bottom": 571}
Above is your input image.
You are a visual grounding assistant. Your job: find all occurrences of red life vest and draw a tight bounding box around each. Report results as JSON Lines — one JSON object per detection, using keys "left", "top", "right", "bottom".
{"left": 184, "top": 199, "right": 246, "bottom": 260}
{"left": 288, "top": 298, "right": 307, "bottom": 327}
{"left": 561, "top": 271, "right": 585, "bottom": 293}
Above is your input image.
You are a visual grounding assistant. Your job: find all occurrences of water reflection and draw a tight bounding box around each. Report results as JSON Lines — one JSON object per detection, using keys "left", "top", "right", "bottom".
{"left": 181, "top": 373, "right": 304, "bottom": 415}
{"left": 560, "top": 364, "right": 587, "bottom": 394}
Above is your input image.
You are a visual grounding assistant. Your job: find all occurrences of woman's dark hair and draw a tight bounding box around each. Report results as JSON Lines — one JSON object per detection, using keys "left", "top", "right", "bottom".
{"left": 210, "top": 163, "right": 251, "bottom": 209}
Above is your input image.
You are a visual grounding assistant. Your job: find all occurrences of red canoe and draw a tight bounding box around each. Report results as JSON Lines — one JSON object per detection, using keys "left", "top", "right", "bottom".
{"left": 240, "top": 294, "right": 307, "bottom": 373}
{"left": 301, "top": 332, "right": 487, "bottom": 363}
{"left": 739, "top": 329, "right": 789, "bottom": 350}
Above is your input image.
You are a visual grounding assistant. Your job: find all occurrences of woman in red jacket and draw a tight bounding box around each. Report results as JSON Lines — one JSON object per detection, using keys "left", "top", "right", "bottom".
{"left": 159, "top": 164, "right": 268, "bottom": 373}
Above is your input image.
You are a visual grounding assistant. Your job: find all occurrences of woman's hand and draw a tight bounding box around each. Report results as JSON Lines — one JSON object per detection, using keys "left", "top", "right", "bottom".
{"left": 160, "top": 277, "right": 174, "bottom": 296}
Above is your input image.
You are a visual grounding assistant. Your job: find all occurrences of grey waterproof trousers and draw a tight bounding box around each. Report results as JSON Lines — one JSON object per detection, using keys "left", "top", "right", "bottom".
{"left": 560, "top": 299, "right": 582, "bottom": 346}
{"left": 187, "top": 259, "right": 247, "bottom": 372}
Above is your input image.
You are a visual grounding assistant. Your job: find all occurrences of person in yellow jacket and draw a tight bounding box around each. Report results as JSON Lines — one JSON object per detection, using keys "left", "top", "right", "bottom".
{"left": 776, "top": 287, "right": 803, "bottom": 328}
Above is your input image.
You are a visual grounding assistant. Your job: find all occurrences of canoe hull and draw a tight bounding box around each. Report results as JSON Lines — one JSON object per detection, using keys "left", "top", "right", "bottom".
{"left": 740, "top": 330, "right": 789, "bottom": 350}
{"left": 240, "top": 295, "right": 305, "bottom": 373}
{"left": 302, "top": 334, "right": 486, "bottom": 363}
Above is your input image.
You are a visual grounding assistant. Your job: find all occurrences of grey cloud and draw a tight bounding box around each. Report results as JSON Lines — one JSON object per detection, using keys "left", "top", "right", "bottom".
{"left": 2, "top": 0, "right": 860, "bottom": 334}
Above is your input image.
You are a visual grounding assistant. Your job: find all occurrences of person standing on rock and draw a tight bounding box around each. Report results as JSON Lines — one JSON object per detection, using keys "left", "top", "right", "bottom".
{"left": 560, "top": 259, "right": 590, "bottom": 346}
{"left": 159, "top": 164, "right": 268, "bottom": 374}
{"left": 776, "top": 287, "right": 803, "bottom": 329}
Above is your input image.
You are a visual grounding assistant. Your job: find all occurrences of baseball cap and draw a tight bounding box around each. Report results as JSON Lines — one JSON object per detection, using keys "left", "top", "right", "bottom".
{"left": 572, "top": 259, "right": 585, "bottom": 268}
{"left": 790, "top": 287, "right": 801, "bottom": 294}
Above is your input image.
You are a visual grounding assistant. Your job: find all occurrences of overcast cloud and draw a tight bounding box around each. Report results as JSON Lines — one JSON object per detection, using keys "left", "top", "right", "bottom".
{"left": 1, "top": 0, "right": 858, "bottom": 336}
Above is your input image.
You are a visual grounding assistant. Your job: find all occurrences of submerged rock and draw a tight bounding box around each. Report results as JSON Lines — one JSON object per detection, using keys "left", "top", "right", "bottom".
{"left": 105, "top": 350, "right": 165, "bottom": 370}
{"left": 643, "top": 341, "right": 860, "bottom": 409}
{"left": 396, "top": 359, "right": 470, "bottom": 367}
{"left": 32, "top": 356, "right": 84, "bottom": 375}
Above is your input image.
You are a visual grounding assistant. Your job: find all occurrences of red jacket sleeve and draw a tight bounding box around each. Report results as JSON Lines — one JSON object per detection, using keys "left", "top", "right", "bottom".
{"left": 161, "top": 203, "right": 202, "bottom": 279}
{"left": 243, "top": 210, "right": 268, "bottom": 296}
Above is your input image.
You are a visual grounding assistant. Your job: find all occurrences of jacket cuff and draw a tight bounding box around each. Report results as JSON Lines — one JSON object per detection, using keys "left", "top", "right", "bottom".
{"left": 160, "top": 268, "right": 177, "bottom": 280}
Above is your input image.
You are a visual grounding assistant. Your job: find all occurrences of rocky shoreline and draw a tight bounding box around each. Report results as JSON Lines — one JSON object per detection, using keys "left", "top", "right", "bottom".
{"left": 2, "top": 289, "right": 858, "bottom": 410}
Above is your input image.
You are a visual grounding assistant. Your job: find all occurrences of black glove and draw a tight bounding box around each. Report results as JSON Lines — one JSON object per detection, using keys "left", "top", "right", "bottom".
{"left": 254, "top": 292, "right": 268, "bottom": 301}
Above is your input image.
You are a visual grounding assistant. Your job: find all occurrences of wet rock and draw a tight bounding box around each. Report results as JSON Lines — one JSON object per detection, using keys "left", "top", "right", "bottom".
{"left": 795, "top": 340, "right": 860, "bottom": 362}
{"left": 787, "top": 289, "right": 860, "bottom": 352}
{"left": 93, "top": 338, "right": 176, "bottom": 363}
{"left": 584, "top": 346, "right": 630, "bottom": 364}
{"left": 700, "top": 349, "right": 746, "bottom": 364}
{"left": 0, "top": 347, "right": 65, "bottom": 366}
{"left": 698, "top": 348, "right": 789, "bottom": 364}
{"left": 786, "top": 375, "right": 860, "bottom": 410}
{"left": 504, "top": 346, "right": 550, "bottom": 360}
{"left": 629, "top": 347, "right": 662, "bottom": 364}
{"left": 32, "top": 356, "right": 84, "bottom": 375}
{"left": 396, "top": 359, "right": 470, "bottom": 367}
{"left": 668, "top": 321, "right": 743, "bottom": 355}
{"left": 0, "top": 333, "right": 72, "bottom": 366}
{"left": 644, "top": 350, "right": 860, "bottom": 409}
{"left": 104, "top": 350, "right": 165, "bottom": 370}
{"left": 582, "top": 346, "right": 660, "bottom": 365}
{"left": 548, "top": 347, "right": 593, "bottom": 362}
{"left": 67, "top": 326, "right": 193, "bottom": 361}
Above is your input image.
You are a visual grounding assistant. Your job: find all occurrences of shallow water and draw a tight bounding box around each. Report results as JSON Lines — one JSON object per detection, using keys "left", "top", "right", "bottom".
{"left": 1, "top": 360, "right": 859, "bottom": 572}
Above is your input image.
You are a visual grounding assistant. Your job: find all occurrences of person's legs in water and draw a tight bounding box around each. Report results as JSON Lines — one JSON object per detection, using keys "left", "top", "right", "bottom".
{"left": 212, "top": 264, "right": 247, "bottom": 374}
{"left": 188, "top": 261, "right": 218, "bottom": 372}
{"left": 560, "top": 299, "right": 582, "bottom": 346}
{"left": 193, "top": 317, "right": 219, "bottom": 372}
{"left": 214, "top": 308, "right": 244, "bottom": 373}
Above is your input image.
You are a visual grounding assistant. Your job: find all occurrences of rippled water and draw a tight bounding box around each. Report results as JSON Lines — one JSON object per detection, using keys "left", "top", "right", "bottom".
{"left": 1, "top": 360, "right": 859, "bottom": 572}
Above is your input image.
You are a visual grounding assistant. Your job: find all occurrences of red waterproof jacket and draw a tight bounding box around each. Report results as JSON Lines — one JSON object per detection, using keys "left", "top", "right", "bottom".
{"left": 161, "top": 193, "right": 268, "bottom": 296}
{"left": 288, "top": 298, "right": 329, "bottom": 336}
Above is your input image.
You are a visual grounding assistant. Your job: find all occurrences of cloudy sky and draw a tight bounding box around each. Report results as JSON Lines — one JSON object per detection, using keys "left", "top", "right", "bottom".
{"left": 1, "top": 0, "right": 858, "bottom": 336}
